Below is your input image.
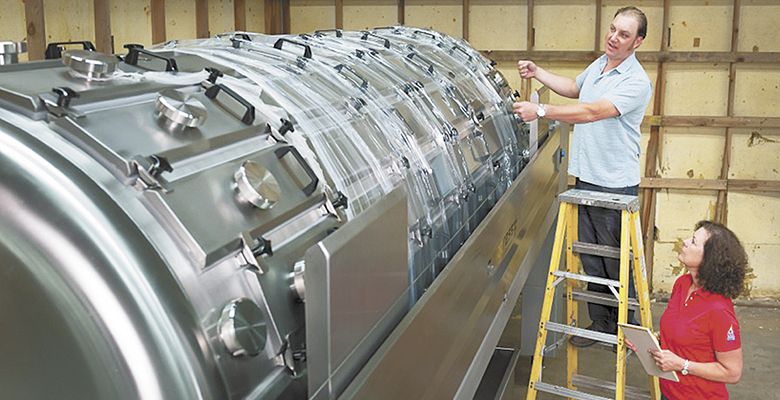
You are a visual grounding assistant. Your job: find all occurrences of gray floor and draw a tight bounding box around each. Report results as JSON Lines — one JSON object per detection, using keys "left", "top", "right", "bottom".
{"left": 497, "top": 298, "right": 779, "bottom": 399}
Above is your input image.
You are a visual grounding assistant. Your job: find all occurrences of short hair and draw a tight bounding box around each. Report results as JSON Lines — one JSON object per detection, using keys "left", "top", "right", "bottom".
{"left": 615, "top": 6, "right": 648, "bottom": 39}
{"left": 695, "top": 220, "right": 749, "bottom": 299}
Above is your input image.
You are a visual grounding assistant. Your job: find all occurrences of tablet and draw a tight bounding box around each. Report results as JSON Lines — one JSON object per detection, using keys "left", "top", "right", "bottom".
{"left": 619, "top": 323, "right": 680, "bottom": 382}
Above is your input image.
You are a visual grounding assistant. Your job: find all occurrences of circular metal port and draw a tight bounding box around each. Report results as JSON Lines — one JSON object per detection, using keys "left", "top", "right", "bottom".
{"left": 63, "top": 49, "right": 118, "bottom": 80}
{"left": 291, "top": 260, "right": 306, "bottom": 302}
{"left": 218, "top": 298, "right": 267, "bottom": 357}
{"left": 155, "top": 88, "right": 208, "bottom": 131}
{"left": 234, "top": 160, "right": 280, "bottom": 209}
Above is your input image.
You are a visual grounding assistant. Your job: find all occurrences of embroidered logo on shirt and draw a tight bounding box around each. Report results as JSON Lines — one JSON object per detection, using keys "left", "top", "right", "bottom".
{"left": 726, "top": 325, "right": 736, "bottom": 342}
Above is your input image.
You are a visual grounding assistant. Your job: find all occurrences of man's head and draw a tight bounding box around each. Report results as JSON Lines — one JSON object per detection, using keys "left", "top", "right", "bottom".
{"left": 605, "top": 6, "right": 647, "bottom": 62}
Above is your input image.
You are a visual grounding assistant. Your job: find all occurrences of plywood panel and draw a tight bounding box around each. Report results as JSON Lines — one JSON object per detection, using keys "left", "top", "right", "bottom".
{"left": 601, "top": 0, "right": 664, "bottom": 52}
{"left": 496, "top": 61, "right": 520, "bottom": 93}
{"left": 659, "top": 127, "right": 725, "bottom": 179}
{"left": 663, "top": 63, "right": 729, "bottom": 116}
{"left": 468, "top": 0, "right": 525, "bottom": 51}
{"left": 527, "top": 61, "right": 589, "bottom": 105}
{"left": 405, "top": 0, "right": 462, "bottom": 39}
{"left": 111, "top": 0, "right": 152, "bottom": 48}
{"left": 667, "top": 0, "right": 731, "bottom": 51}
{"left": 343, "top": 0, "right": 397, "bottom": 31}
{"left": 0, "top": 1, "right": 27, "bottom": 43}
{"left": 654, "top": 190, "right": 717, "bottom": 242}
{"left": 167, "top": 0, "right": 197, "bottom": 40}
{"left": 743, "top": 244, "right": 780, "bottom": 297}
{"left": 44, "top": 0, "right": 96, "bottom": 44}
{"left": 727, "top": 192, "right": 780, "bottom": 245}
{"left": 729, "top": 129, "right": 780, "bottom": 180}
{"left": 534, "top": 0, "right": 594, "bottom": 51}
{"left": 210, "top": 0, "right": 235, "bottom": 35}
{"left": 291, "top": 0, "right": 335, "bottom": 34}
{"left": 246, "top": 0, "right": 266, "bottom": 33}
{"left": 639, "top": 126, "right": 652, "bottom": 174}
{"left": 738, "top": 0, "right": 780, "bottom": 52}
{"left": 733, "top": 64, "right": 780, "bottom": 117}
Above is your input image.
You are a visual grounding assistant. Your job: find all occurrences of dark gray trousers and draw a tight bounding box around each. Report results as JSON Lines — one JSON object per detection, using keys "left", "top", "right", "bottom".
{"left": 575, "top": 179, "right": 639, "bottom": 333}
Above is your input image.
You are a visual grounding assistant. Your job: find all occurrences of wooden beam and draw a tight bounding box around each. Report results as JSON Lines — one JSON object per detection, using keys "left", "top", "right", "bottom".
{"left": 398, "top": 0, "right": 404, "bottom": 25}
{"left": 567, "top": 176, "right": 780, "bottom": 192}
{"left": 94, "top": 0, "right": 112, "bottom": 53}
{"left": 594, "top": 0, "right": 602, "bottom": 52}
{"left": 151, "top": 0, "right": 166, "bottom": 45}
{"left": 196, "top": 0, "right": 209, "bottom": 38}
{"left": 642, "top": 115, "right": 780, "bottom": 129}
{"left": 521, "top": 0, "right": 535, "bottom": 100}
{"left": 729, "top": 179, "right": 780, "bottom": 193}
{"left": 335, "top": 0, "right": 343, "bottom": 29}
{"left": 24, "top": 0, "right": 46, "bottom": 60}
{"left": 480, "top": 50, "right": 780, "bottom": 64}
{"left": 235, "top": 0, "right": 247, "bottom": 31}
{"left": 462, "top": 0, "right": 469, "bottom": 41}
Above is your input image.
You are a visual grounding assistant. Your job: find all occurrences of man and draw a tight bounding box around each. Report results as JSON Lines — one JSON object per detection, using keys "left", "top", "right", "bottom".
{"left": 513, "top": 6, "right": 652, "bottom": 347}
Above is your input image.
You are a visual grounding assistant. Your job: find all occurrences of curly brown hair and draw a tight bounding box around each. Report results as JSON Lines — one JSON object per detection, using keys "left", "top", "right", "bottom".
{"left": 696, "top": 220, "right": 749, "bottom": 298}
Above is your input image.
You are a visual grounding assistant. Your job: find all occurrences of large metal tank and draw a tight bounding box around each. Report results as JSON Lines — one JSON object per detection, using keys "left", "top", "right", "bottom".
{"left": 0, "top": 27, "right": 562, "bottom": 399}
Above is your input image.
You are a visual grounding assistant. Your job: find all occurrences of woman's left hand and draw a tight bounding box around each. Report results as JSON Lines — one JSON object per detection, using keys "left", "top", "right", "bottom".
{"left": 649, "top": 349, "right": 685, "bottom": 372}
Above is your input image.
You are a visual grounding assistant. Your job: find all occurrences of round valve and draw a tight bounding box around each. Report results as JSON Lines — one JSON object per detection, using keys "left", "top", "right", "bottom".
{"left": 234, "top": 160, "right": 280, "bottom": 210}
{"left": 62, "top": 49, "right": 118, "bottom": 80}
{"left": 0, "top": 41, "right": 27, "bottom": 65}
{"left": 218, "top": 298, "right": 267, "bottom": 357}
{"left": 155, "top": 88, "right": 208, "bottom": 130}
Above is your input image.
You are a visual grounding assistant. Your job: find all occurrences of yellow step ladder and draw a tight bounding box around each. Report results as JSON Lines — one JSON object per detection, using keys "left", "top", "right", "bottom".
{"left": 526, "top": 189, "right": 661, "bottom": 400}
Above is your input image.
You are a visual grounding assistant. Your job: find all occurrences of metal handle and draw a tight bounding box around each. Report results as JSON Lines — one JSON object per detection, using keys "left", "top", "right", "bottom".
{"left": 124, "top": 47, "right": 178, "bottom": 72}
{"left": 314, "top": 29, "right": 342, "bottom": 38}
{"left": 413, "top": 30, "right": 438, "bottom": 40}
{"left": 273, "top": 38, "right": 312, "bottom": 59}
{"left": 205, "top": 84, "right": 256, "bottom": 125}
{"left": 274, "top": 146, "right": 319, "bottom": 197}
{"left": 450, "top": 44, "right": 473, "bottom": 62}
{"left": 335, "top": 64, "right": 369, "bottom": 90}
{"left": 405, "top": 52, "right": 434, "bottom": 74}
{"left": 52, "top": 87, "right": 79, "bottom": 108}
{"left": 44, "top": 41, "right": 96, "bottom": 59}
{"left": 360, "top": 31, "right": 391, "bottom": 49}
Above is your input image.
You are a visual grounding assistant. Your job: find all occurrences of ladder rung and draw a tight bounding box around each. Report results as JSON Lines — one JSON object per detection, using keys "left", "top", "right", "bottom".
{"left": 533, "top": 381, "right": 611, "bottom": 400}
{"left": 553, "top": 271, "right": 622, "bottom": 288}
{"left": 572, "top": 241, "right": 626, "bottom": 259}
{"left": 544, "top": 321, "right": 618, "bottom": 345}
{"left": 572, "top": 289, "right": 640, "bottom": 310}
{"left": 572, "top": 374, "right": 652, "bottom": 400}
{"left": 559, "top": 189, "right": 640, "bottom": 212}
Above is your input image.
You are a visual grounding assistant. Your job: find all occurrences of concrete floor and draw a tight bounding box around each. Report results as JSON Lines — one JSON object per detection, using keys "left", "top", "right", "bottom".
{"left": 497, "top": 297, "right": 780, "bottom": 399}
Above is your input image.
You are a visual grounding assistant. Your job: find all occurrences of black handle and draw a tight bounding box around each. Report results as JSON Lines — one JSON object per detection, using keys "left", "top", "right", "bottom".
{"left": 123, "top": 43, "right": 144, "bottom": 51}
{"left": 233, "top": 33, "right": 252, "bottom": 41}
{"left": 314, "top": 29, "right": 343, "bottom": 38}
{"left": 148, "top": 155, "right": 173, "bottom": 178}
{"left": 373, "top": 26, "right": 398, "bottom": 31}
{"left": 205, "top": 67, "right": 224, "bottom": 84}
{"left": 273, "top": 38, "right": 312, "bottom": 59}
{"left": 52, "top": 87, "right": 79, "bottom": 108}
{"left": 124, "top": 48, "right": 178, "bottom": 72}
{"left": 413, "top": 30, "right": 438, "bottom": 40}
{"left": 360, "top": 31, "right": 391, "bottom": 49}
{"left": 205, "top": 84, "right": 256, "bottom": 125}
{"left": 275, "top": 146, "right": 319, "bottom": 197}
{"left": 405, "top": 52, "right": 434, "bottom": 74}
{"left": 450, "top": 44, "right": 473, "bottom": 62}
{"left": 45, "top": 41, "right": 96, "bottom": 59}
{"left": 335, "top": 64, "right": 369, "bottom": 90}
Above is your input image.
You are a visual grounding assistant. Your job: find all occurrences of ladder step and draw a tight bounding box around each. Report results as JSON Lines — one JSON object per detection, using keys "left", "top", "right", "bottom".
{"left": 544, "top": 321, "right": 618, "bottom": 345}
{"left": 559, "top": 189, "right": 640, "bottom": 212}
{"left": 533, "top": 381, "right": 611, "bottom": 400}
{"left": 572, "top": 241, "right": 626, "bottom": 259}
{"left": 572, "top": 289, "right": 640, "bottom": 310}
{"left": 572, "top": 374, "right": 652, "bottom": 400}
{"left": 553, "top": 271, "right": 622, "bottom": 288}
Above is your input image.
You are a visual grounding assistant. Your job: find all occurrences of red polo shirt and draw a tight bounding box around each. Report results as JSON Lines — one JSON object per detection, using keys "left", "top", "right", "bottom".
{"left": 659, "top": 274, "right": 741, "bottom": 399}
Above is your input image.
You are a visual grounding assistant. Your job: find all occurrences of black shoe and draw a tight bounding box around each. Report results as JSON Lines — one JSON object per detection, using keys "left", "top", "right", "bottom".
{"left": 569, "top": 323, "right": 604, "bottom": 348}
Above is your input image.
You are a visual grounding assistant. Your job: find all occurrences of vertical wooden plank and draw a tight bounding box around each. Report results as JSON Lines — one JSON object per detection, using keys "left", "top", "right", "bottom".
{"left": 335, "top": 0, "right": 343, "bottom": 29}
{"left": 24, "top": 0, "right": 46, "bottom": 60}
{"left": 265, "top": 0, "right": 289, "bottom": 34}
{"left": 594, "top": 0, "right": 602, "bottom": 51}
{"left": 283, "top": 0, "right": 290, "bottom": 33}
{"left": 462, "top": 0, "right": 469, "bottom": 41}
{"left": 235, "top": 0, "right": 247, "bottom": 31}
{"left": 196, "top": 0, "right": 209, "bottom": 38}
{"left": 151, "top": 0, "right": 166, "bottom": 45}
{"left": 94, "top": 0, "right": 112, "bottom": 53}
{"left": 398, "top": 0, "right": 404, "bottom": 25}
{"left": 521, "top": 0, "right": 535, "bottom": 100}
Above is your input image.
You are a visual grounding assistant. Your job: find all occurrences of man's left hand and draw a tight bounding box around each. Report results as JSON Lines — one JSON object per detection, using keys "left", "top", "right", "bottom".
{"left": 512, "top": 101, "right": 539, "bottom": 122}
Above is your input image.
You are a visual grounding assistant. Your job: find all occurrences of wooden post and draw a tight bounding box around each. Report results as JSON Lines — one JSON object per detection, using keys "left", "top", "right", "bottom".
{"left": 462, "top": 0, "right": 469, "bottom": 41}
{"left": 24, "top": 0, "right": 46, "bottom": 60}
{"left": 336, "top": 0, "right": 343, "bottom": 29}
{"left": 265, "top": 0, "right": 291, "bottom": 34}
{"left": 151, "top": 0, "right": 166, "bottom": 45}
{"left": 398, "top": 0, "right": 405, "bottom": 25}
{"left": 235, "top": 0, "right": 247, "bottom": 31}
{"left": 196, "top": 0, "right": 209, "bottom": 38}
{"left": 594, "top": 0, "right": 602, "bottom": 52}
{"left": 522, "top": 0, "right": 535, "bottom": 100}
{"left": 94, "top": 0, "right": 113, "bottom": 53}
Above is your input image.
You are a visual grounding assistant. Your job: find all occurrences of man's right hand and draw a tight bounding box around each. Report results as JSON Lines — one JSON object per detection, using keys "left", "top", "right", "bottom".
{"left": 517, "top": 60, "right": 537, "bottom": 79}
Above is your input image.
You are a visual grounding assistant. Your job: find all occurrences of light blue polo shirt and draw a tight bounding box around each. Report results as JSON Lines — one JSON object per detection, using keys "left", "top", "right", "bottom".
{"left": 569, "top": 52, "right": 652, "bottom": 188}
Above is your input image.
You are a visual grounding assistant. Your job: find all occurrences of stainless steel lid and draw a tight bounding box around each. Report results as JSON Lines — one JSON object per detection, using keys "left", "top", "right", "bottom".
{"left": 218, "top": 298, "right": 268, "bottom": 357}
{"left": 62, "top": 49, "right": 118, "bottom": 80}
{"left": 234, "top": 160, "right": 280, "bottom": 209}
{"left": 155, "top": 88, "right": 208, "bottom": 129}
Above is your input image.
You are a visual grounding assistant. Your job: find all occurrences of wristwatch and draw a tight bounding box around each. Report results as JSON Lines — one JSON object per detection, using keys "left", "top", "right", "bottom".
{"left": 681, "top": 359, "right": 690, "bottom": 376}
{"left": 536, "top": 103, "right": 546, "bottom": 118}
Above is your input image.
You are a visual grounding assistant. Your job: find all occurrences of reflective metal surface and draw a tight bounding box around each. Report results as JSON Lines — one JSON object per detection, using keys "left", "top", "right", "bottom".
{"left": 63, "top": 49, "right": 118, "bottom": 80}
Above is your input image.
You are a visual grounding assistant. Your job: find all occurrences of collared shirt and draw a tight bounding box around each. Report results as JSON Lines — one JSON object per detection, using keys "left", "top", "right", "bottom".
{"left": 659, "top": 274, "right": 742, "bottom": 400}
{"left": 569, "top": 52, "right": 652, "bottom": 188}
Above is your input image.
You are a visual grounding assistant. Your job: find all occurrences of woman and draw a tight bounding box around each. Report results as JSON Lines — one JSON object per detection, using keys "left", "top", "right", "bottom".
{"left": 638, "top": 220, "right": 747, "bottom": 399}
